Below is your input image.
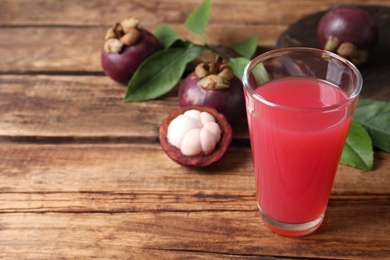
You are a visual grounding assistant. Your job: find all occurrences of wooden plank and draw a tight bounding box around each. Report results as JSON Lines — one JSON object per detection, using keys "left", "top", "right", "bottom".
{"left": 0, "top": 74, "right": 175, "bottom": 139}
{"left": 0, "top": 191, "right": 257, "bottom": 213}
{"left": 0, "top": 205, "right": 388, "bottom": 259}
{"left": 0, "top": 27, "right": 108, "bottom": 72}
{"left": 0, "top": 143, "right": 389, "bottom": 194}
{"left": 0, "top": 190, "right": 388, "bottom": 214}
{"left": 0, "top": 75, "right": 250, "bottom": 139}
{"left": 1, "top": 0, "right": 389, "bottom": 26}
{"left": 0, "top": 25, "right": 278, "bottom": 74}
{"left": 0, "top": 144, "right": 254, "bottom": 193}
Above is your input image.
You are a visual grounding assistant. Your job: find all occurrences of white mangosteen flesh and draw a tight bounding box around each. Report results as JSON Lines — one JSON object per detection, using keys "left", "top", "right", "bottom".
{"left": 167, "top": 109, "right": 222, "bottom": 156}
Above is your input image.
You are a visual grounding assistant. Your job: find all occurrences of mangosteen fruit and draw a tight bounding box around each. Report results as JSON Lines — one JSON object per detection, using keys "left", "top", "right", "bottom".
{"left": 101, "top": 17, "right": 161, "bottom": 85}
{"left": 317, "top": 6, "right": 379, "bottom": 65}
{"left": 159, "top": 105, "right": 232, "bottom": 167}
{"left": 178, "top": 56, "right": 245, "bottom": 124}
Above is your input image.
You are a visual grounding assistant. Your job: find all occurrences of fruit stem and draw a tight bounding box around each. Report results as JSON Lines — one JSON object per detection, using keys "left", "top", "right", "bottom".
{"left": 209, "top": 56, "right": 223, "bottom": 74}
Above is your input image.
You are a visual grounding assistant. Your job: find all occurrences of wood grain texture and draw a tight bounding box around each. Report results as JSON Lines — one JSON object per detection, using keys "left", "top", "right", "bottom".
{"left": 0, "top": 75, "right": 250, "bottom": 140}
{"left": 1, "top": 0, "right": 390, "bottom": 258}
{"left": 0, "top": 206, "right": 389, "bottom": 259}
{"left": 0, "top": 142, "right": 389, "bottom": 258}
{"left": 0, "top": 144, "right": 388, "bottom": 194}
{"left": 2, "top": 0, "right": 390, "bottom": 26}
{"left": 0, "top": 26, "right": 278, "bottom": 73}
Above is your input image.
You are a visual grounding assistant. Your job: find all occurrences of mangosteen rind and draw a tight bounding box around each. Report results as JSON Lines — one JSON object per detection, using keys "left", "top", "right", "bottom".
{"left": 101, "top": 29, "right": 161, "bottom": 85}
{"left": 159, "top": 106, "right": 232, "bottom": 167}
{"left": 178, "top": 72, "right": 245, "bottom": 124}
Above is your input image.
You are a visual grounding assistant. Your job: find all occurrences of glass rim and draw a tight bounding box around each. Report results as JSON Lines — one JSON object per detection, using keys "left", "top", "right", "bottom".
{"left": 242, "top": 47, "right": 363, "bottom": 111}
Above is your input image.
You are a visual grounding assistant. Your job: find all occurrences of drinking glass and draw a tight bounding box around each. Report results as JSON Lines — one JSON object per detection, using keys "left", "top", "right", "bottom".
{"left": 242, "top": 47, "right": 362, "bottom": 236}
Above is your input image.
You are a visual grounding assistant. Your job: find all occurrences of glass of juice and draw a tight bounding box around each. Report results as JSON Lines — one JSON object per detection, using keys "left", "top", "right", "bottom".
{"left": 242, "top": 47, "right": 362, "bottom": 237}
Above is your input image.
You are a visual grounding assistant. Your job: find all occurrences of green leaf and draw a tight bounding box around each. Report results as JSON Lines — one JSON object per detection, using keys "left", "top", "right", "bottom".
{"left": 353, "top": 99, "right": 390, "bottom": 152}
{"left": 231, "top": 36, "right": 258, "bottom": 59}
{"left": 184, "top": 44, "right": 204, "bottom": 63}
{"left": 124, "top": 46, "right": 203, "bottom": 102}
{"left": 154, "top": 24, "right": 183, "bottom": 49}
{"left": 340, "top": 121, "right": 374, "bottom": 170}
{"left": 184, "top": 0, "right": 211, "bottom": 39}
{"left": 228, "top": 57, "right": 250, "bottom": 82}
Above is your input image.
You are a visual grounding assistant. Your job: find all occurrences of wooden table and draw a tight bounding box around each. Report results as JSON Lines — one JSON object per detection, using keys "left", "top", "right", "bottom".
{"left": 1, "top": 0, "right": 389, "bottom": 258}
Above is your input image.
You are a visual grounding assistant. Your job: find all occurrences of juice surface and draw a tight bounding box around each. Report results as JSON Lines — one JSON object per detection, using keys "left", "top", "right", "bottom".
{"left": 257, "top": 77, "right": 347, "bottom": 108}
{"left": 248, "top": 77, "right": 352, "bottom": 223}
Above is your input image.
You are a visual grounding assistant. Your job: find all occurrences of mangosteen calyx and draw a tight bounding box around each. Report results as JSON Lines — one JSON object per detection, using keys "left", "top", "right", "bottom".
{"left": 103, "top": 17, "right": 142, "bottom": 54}
{"left": 194, "top": 56, "right": 234, "bottom": 90}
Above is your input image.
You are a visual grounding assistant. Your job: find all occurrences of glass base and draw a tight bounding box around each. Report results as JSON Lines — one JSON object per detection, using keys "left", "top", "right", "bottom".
{"left": 258, "top": 205, "right": 324, "bottom": 237}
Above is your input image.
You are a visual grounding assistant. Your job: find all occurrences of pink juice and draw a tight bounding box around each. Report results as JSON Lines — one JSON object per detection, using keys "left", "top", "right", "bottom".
{"left": 246, "top": 77, "right": 353, "bottom": 224}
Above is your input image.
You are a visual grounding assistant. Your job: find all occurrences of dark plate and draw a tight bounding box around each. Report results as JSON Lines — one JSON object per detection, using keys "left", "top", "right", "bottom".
{"left": 276, "top": 6, "right": 390, "bottom": 101}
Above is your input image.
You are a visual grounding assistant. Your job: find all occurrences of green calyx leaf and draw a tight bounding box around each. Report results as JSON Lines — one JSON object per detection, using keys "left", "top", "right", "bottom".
{"left": 124, "top": 45, "right": 203, "bottom": 102}
{"left": 154, "top": 24, "right": 183, "bottom": 49}
{"left": 228, "top": 57, "right": 250, "bottom": 82}
{"left": 353, "top": 99, "right": 390, "bottom": 152}
{"left": 184, "top": 0, "right": 211, "bottom": 40}
{"left": 340, "top": 121, "right": 374, "bottom": 171}
{"left": 231, "top": 36, "right": 258, "bottom": 59}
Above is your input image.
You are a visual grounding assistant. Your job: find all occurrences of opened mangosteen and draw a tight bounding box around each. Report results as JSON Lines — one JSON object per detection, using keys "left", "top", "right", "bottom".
{"left": 159, "top": 105, "right": 232, "bottom": 167}
{"left": 101, "top": 17, "right": 161, "bottom": 85}
{"left": 178, "top": 56, "right": 245, "bottom": 124}
{"left": 317, "top": 6, "right": 379, "bottom": 65}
